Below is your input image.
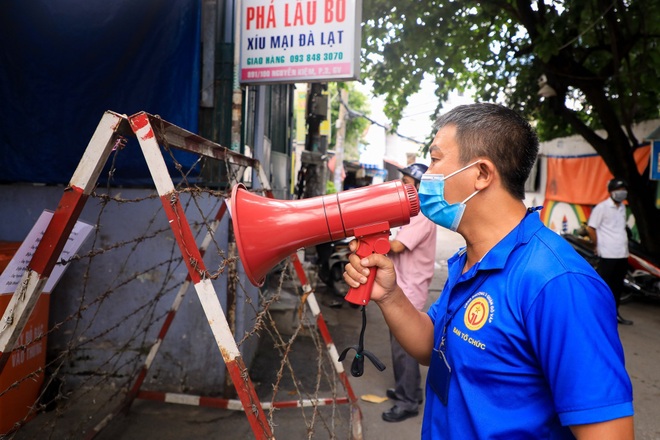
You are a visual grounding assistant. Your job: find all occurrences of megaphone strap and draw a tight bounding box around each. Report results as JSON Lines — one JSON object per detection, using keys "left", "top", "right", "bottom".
{"left": 337, "top": 306, "right": 386, "bottom": 377}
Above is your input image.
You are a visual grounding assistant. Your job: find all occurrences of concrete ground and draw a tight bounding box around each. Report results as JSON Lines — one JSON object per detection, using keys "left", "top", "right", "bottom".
{"left": 10, "top": 228, "right": 660, "bottom": 439}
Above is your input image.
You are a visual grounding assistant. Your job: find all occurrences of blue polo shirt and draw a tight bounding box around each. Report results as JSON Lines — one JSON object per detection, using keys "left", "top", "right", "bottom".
{"left": 423, "top": 212, "right": 633, "bottom": 439}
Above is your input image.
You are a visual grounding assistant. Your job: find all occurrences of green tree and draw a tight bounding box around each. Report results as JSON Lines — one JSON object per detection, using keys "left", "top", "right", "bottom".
{"left": 362, "top": 0, "right": 660, "bottom": 253}
{"left": 329, "top": 82, "right": 371, "bottom": 161}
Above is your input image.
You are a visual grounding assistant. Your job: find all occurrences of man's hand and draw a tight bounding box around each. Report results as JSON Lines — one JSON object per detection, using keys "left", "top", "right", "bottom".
{"left": 343, "top": 239, "right": 435, "bottom": 365}
{"left": 343, "top": 239, "right": 398, "bottom": 304}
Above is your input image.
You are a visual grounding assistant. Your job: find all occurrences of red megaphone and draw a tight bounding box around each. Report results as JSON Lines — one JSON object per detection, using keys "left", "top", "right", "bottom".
{"left": 230, "top": 181, "right": 419, "bottom": 305}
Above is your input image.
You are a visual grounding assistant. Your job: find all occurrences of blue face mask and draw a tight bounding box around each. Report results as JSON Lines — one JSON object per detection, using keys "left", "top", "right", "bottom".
{"left": 418, "top": 161, "right": 481, "bottom": 231}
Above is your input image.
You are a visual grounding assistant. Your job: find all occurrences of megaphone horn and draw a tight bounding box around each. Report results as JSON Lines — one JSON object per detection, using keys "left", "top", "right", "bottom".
{"left": 230, "top": 181, "right": 419, "bottom": 303}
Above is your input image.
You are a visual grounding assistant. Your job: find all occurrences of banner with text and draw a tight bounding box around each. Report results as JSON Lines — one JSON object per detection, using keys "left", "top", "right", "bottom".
{"left": 240, "top": 0, "right": 362, "bottom": 84}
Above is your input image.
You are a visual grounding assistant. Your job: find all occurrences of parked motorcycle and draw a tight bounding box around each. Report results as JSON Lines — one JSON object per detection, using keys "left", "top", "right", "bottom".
{"left": 315, "top": 238, "right": 351, "bottom": 297}
{"left": 623, "top": 240, "right": 660, "bottom": 303}
{"left": 562, "top": 232, "right": 660, "bottom": 304}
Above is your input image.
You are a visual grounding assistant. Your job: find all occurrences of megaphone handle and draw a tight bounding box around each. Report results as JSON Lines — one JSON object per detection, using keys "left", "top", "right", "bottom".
{"left": 344, "top": 231, "right": 391, "bottom": 306}
{"left": 345, "top": 269, "right": 377, "bottom": 306}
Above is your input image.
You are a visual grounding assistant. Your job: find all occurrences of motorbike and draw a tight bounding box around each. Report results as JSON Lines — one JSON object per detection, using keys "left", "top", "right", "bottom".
{"left": 315, "top": 238, "right": 352, "bottom": 298}
{"left": 562, "top": 231, "right": 660, "bottom": 304}
{"left": 623, "top": 240, "right": 660, "bottom": 303}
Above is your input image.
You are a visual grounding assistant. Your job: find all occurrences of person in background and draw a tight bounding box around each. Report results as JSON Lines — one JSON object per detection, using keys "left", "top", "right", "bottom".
{"left": 587, "top": 178, "right": 633, "bottom": 325}
{"left": 382, "top": 163, "right": 437, "bottom": 423}
{"left": 344, "top": 103, "right": 633, "bottom": 439}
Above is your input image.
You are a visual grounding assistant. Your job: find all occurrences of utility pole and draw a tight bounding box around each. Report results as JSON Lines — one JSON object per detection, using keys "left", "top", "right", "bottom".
{"left": 300, "top": 83, "right": 329, "bottom": 198}
{"left": 333, "top": 88, "right": 348, "bottom": 193}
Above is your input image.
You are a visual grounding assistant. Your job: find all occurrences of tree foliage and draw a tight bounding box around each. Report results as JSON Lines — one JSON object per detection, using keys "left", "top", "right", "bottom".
{"left": 361, "top": 0, "right": 660, "bottom": 252}
{"left": 328, "top": 82, "right": 371, "bottom": 161}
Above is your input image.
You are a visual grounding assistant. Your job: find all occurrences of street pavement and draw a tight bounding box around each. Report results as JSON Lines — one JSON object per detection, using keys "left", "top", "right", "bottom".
{"left": 616, "top": 299, "right": 660, "bottom": 440}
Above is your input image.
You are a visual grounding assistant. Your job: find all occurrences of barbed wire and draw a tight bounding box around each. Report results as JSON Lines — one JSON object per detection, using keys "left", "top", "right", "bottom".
{"left": 1, "top": 136, "right": 354, "bottom": 439}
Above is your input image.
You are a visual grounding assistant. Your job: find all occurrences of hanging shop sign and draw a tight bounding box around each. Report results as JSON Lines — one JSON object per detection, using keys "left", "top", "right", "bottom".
{"left": 240, "top": 0, "right": 362, "bottom": 84}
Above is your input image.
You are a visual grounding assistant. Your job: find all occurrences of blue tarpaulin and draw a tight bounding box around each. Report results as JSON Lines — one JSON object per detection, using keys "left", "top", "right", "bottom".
{"left": 0, "top": 0, "right": 201, "bottom": 185}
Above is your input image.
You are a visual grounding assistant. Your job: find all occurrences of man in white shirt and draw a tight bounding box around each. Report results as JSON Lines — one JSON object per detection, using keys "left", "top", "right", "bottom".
{"left": 587, "top": 178, "right": 633, "bottom": 325}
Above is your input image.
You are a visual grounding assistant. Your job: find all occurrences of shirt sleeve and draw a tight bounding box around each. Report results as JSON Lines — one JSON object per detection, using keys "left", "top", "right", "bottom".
{"left": 524, "top": 272, "right": 634, "bottom": 425}
{"left": 397, "top": 216, "right": 435, "bottom": 252}
{"left": 587, "top": 203, "right": 603, "bottom": 229}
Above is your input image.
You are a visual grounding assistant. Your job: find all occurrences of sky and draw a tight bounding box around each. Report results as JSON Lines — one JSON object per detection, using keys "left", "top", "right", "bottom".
{"left": 355, "top": 75, "right": 475, "bottom": 166}
{"left": 355, "top": 75, "right": 439, "bottom": 144}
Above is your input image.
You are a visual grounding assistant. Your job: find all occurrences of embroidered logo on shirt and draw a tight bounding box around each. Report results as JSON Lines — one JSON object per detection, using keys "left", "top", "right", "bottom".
{"left": 463, "top": 292, "right": 494, "bottom": 331}
{"left": 464, "top": 297, "right": 489, "bottom": 330}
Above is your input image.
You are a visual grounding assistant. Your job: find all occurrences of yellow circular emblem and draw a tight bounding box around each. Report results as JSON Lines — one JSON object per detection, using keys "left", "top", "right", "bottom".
{"left": 464, "top": 297, "right": 489, "bottom": 331}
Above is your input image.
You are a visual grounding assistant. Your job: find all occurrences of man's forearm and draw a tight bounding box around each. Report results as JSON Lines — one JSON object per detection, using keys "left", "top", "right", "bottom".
{"left": 587, "top": 226, "right": 597, "bottom": 246}
{"left": 570, "top": 416, "right": 634, "bottom": 440}
{"left": 376, "top": 286, "right": 435, "bottom": 365}
{"left": 389, "top": 239, "right": 406, "bottom": 254}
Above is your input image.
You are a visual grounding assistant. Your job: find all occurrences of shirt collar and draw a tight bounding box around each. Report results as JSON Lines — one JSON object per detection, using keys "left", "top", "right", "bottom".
{"left": 447, "top": 211, "right": 544, "bottom": 276}
{"left": 604, "top": 197, "right": 623, "bottom": 209}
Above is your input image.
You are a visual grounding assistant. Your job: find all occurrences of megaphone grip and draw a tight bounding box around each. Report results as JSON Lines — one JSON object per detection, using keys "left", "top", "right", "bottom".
{"left": 343, "top": 231, "right": 390, "bottom": 306}
{"left": 344, "top": 269, "right": 378, "bottom": 306}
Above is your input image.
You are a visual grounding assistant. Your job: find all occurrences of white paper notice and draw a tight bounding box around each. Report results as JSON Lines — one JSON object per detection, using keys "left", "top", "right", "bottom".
{"left": 0, "top": 210, "right": 94, "bottom": 295}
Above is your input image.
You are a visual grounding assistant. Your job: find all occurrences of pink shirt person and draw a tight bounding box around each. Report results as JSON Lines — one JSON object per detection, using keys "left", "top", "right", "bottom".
{"left": 389, "top": 212, "right": 437, "bottom": 310}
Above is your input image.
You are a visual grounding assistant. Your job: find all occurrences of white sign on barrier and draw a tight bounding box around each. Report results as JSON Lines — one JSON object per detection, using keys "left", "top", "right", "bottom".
{"left": 0, "top": 210, "right": 93, "bottom": 295}
{"left": 240, "top": 0, "right": 362, "bottom": 84}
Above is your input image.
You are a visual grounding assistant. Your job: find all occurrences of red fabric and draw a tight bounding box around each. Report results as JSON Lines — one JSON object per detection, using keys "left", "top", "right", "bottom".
{"left": 545, "top": 145, "right": 650, "bottom": 205}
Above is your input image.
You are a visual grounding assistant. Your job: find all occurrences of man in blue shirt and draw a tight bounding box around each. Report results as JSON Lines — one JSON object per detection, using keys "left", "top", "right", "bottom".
{"left": 344, "top": 103, "right": 634, "bottom": 439}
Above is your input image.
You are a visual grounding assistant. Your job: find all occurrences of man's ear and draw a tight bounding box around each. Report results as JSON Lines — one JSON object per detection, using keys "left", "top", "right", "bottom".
{"left": 474, "top": 160, "right": 495, "bottom": 191}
